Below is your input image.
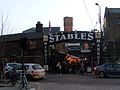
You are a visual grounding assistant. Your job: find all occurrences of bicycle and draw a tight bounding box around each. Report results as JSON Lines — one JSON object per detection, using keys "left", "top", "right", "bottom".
{"left": 17, "top": 73, "right": 29, "bottom": 90}
{"left": 5, "top": 68, "right": 18, "bottom": 86}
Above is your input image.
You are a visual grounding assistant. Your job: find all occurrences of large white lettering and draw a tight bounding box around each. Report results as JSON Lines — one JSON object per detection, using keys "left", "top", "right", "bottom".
{"left": 54, "top": 34, "right": 60, "bottom": 42}
{"left": 75, "top": 33, "right": 80, "bottom": 39}
{"left": 67, "top": 34, "right": 74, "bottom": 39}
{"left": 48, "top": 32, "right": 94, "bottom": 43}
{"left": 49, "top": 34, "right": 54, "bottom": 43}
{"left": 81, "top": 33, "right": 87, "bottom": 40}
{"left": 60, "top": 34, "right": 67, "bottom": 41}
{"left": 88, "top": 33, "right": 94, "bottom": 40}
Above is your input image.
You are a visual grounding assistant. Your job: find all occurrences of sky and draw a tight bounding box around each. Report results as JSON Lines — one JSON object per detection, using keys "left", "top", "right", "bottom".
{"left": 0, "top": 0, "right": 120, "bottom": 34}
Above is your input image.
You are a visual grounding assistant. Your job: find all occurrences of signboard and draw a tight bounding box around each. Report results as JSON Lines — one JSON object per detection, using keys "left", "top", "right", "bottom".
{"left": 96, "top": 39, "right": 101, "bottom": 64}
{"left": 43, "top": 36, "right": 49, "bottom": 71}
{"left": 48, "top": 31, "right": 95, "bottom": 44}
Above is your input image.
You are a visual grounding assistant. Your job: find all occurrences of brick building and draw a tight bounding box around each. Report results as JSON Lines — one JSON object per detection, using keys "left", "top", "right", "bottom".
{"left": 103, "top": 7, "right": 120, "bottom": 61}
{"left": 0, "top": 22, "right": 60, "bottom": 66}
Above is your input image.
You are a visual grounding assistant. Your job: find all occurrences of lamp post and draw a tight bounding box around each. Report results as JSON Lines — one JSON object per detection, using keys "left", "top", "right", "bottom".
{"left": 95, "top": 3, "right": 102, "bottom": 65}
{"left": 95, "top": 3, "right": 102, "bottom": 33}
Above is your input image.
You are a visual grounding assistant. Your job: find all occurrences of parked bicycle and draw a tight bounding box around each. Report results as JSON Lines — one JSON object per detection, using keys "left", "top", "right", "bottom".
{"left": 5, "top": 68, "right": 19, "bottom": 86}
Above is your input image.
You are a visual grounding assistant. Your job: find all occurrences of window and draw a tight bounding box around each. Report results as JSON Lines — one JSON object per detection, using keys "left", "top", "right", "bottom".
{"left": 32, "top": 64, "right": 43, "bottom": 70}
{"left": 104, "top": 64, "right": 112, "bottom": 68}
{"left": 16, "top": 64, "right": 28, "bottom": 70}
{"left": 113, "top": 64, "right": 120, "bottom": 69}
{"left": 117, "top": 18, "right": 120, "bottom": 25}
{"left": 16, "top": 64, "right": 22, "bottom": 70}
{"left": 29, "top": 40, "right": 36, "bottom": 49}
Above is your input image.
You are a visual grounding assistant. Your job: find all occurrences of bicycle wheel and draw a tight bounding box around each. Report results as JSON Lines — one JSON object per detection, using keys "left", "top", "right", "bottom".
{"left": 17, "top": 78, "right": 26, "bottom": 89}
{"left": 17, "top": 73, "right": 29, "bottom": 90}
{"left": 10, "top": 78, "right": 17, "bottom": 86}
{"left": 24, "top": 78, "right": 29, "bottom": 89}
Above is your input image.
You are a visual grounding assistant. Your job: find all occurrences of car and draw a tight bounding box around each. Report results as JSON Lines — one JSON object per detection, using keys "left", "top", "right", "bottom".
{"left": 15, "top": 63, "right": 46, "bottom": 80}
{"left": 4, "top": 63, "right": 19, "bottom": 72}
{"left": 93, "top": 63, "right": 120, "bottom": 78}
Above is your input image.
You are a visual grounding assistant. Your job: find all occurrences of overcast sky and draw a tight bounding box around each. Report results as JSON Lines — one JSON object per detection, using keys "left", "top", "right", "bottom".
{"left": 0, "top": 0, "right": 120, "bottom": 34}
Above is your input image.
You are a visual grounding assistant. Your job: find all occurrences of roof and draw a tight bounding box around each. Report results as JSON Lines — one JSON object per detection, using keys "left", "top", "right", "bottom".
{"left": 23, "top": 27, "right": 60, "bottom": 35}
{"left": 104, "top": 7, "right": 120, "bottom": 17}
{"left": 0, "top": 31, "right": 43, "bottom": 42}
{"left": 23, "top": 27, "right": 36, "bottom": 33}
{"left": 0, "top": 26, "right": 60, "bottom": 42}
{"left": 43, "top": 27, "right": 60, "bottom": 35}
{"left": 24, "top": 63, "right": 40, "bottom": 65}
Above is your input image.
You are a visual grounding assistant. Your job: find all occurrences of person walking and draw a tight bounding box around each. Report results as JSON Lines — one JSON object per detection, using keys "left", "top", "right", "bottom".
{"left": 80, "top": 61, "right": 85, "bottom": 75}
{"left": 56, "top": 61, "right": 62, "bottom": 75}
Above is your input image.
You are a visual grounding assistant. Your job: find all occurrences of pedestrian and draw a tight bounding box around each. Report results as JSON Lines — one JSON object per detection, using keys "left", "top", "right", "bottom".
{"left": 62, "top": 60, "right": 69, "bottom": 74}
{"left": 56, "top": 61, "right": 62, "bottom": 75}
{"left": 80, "top": 61, "right": 85, "bottom": 75}
{"left": 71, "top": 62, "right": 76, "bottom": 74}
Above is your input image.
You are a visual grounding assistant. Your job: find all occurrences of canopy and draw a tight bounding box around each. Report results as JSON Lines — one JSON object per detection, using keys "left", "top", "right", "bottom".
{"left": 65, "top": 54, "right": 81, "bottom": 63}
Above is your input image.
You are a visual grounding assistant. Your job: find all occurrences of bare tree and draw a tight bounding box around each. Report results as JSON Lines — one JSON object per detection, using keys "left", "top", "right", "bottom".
{"left": 0, "top": 11, "right": 10, "bottom": 82}
{"left": 0, "top": 11, "right": 9, "bottom": 35}
{"left": 0, "top": 12, "right": 9, "bottom": 54}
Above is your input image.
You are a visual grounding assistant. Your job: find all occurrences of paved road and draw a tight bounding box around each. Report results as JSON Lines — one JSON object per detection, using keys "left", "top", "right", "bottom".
{"left": 38, "top": 73, "right": 120, "bottom": 86}
{"left": 0, "top": 73, "right": 120, "bottom": 90}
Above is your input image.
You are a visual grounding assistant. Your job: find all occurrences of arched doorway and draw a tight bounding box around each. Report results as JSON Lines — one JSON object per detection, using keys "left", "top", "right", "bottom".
{"left": 43, "top": 31, "right": 98, "bottom": 73}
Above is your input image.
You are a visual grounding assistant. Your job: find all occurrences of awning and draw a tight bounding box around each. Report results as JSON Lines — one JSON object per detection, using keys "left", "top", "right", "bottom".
{"left": 65, "top": 54, "right": 81, "bottom": 62}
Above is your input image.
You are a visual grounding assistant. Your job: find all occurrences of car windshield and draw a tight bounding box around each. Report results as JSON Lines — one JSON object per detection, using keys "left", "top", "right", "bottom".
{"left": 32, "top": 64, "right": 43, "bottom": 70}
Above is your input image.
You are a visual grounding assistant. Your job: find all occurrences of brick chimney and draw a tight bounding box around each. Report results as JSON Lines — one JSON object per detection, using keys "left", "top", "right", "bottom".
{"left": 36, "top": 21, "right": 43, "bottom": 32}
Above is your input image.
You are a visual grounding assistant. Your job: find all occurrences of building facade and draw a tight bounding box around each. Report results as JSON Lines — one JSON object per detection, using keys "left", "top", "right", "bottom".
{"left": 0, "top": 30, "right": 45, "bottom": 65}
{"left": 103, "top": 7, "right": 120, "bottom": 62}
{"left": 0, "top": 21, "right": 100, "bottom": 72}
{"left": 0, "top": 22, "right": 60, "bottom": 67}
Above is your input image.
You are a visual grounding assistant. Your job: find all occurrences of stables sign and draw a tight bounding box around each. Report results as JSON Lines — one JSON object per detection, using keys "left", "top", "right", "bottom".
{"left": 48, "top": 31, "right": 95, "bottom": 44}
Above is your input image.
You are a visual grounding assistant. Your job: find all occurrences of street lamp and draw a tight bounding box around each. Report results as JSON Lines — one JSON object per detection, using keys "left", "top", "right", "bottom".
{"left": 95, "top": 3, "right": 102, "bottom": 33}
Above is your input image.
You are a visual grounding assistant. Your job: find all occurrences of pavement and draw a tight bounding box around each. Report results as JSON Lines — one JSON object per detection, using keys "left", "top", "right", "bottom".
{"left": 1, "top": 73, "right": 120, "bottom": 90}
{"left": 0, "top": 81, "right": 37, "bottom": 90}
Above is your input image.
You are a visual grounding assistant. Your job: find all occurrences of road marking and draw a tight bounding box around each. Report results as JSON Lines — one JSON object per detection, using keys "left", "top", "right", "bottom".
{"left": 30, "top": 88, "right": 36, "bottom": 90}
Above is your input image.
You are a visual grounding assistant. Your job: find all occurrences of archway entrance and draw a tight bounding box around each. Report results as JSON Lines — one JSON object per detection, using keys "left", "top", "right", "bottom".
{"left": 43, "top": 31, "right": 99, "bottom": 73}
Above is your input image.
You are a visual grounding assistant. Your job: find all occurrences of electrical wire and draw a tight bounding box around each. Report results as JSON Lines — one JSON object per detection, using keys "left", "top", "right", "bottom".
{"left": 82, "top": 0, "right": 94, "bottom": 29}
